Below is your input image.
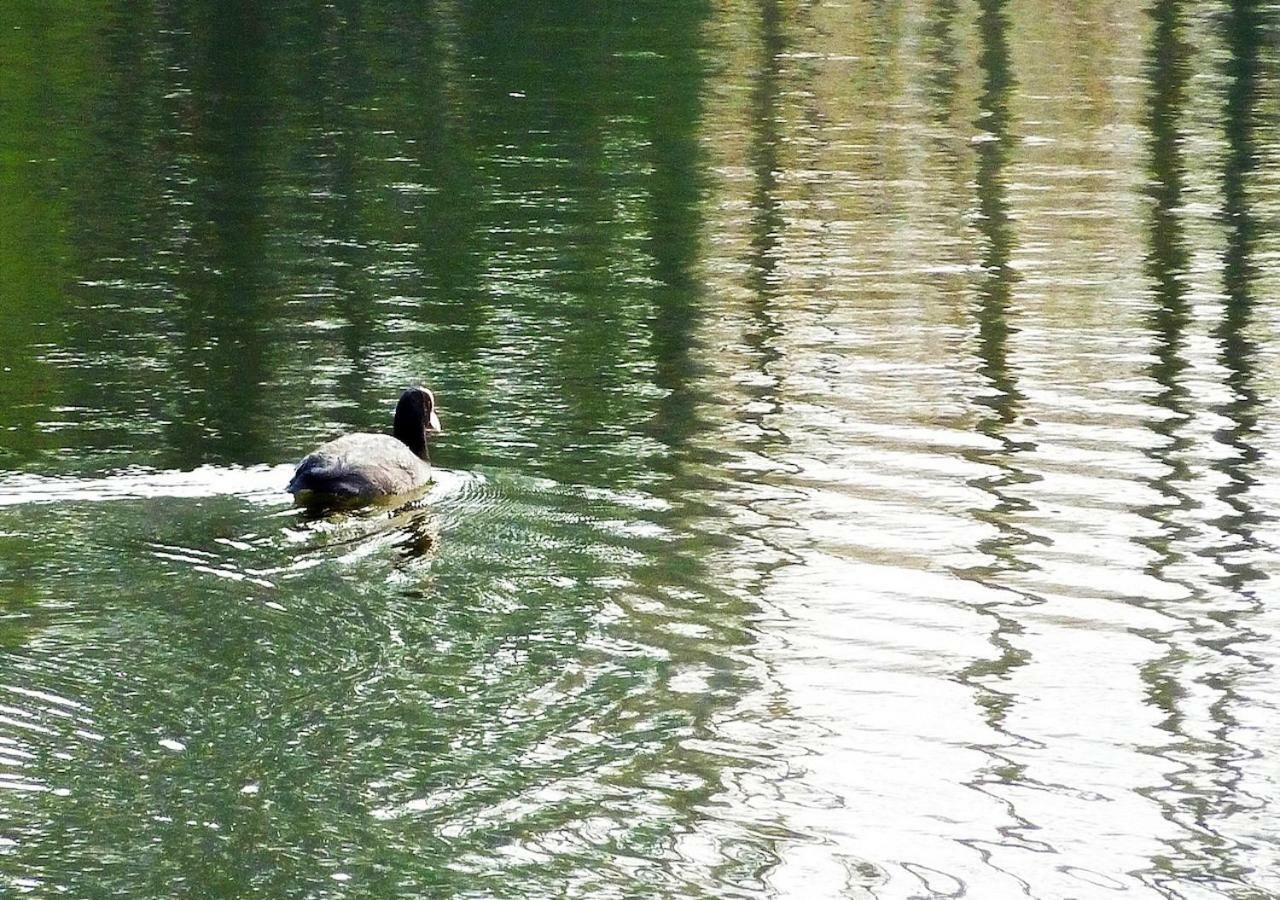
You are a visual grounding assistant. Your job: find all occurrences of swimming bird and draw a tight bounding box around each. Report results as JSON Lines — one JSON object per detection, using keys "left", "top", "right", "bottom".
{"left": 287, "top": 386, "right": 442, "bottom": 506}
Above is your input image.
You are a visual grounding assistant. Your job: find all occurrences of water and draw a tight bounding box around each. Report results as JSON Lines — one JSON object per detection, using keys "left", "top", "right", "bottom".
{"left": 2, "top": 1, "right": 1279, "bottom": 897}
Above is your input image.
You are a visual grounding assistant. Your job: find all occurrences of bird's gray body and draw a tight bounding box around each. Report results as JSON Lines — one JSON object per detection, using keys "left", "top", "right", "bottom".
{"left": 287, "top": 432, "right": 431, "bottom": 503}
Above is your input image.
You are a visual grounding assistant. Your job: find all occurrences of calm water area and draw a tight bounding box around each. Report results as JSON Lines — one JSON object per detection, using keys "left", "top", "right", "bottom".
{"left": 2, "top": 1, "right": 1280, "bottom": 897}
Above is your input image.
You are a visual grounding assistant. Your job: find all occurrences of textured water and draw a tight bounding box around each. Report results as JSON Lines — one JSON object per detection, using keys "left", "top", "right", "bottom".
{"left": 2, "top": 1, "right": 1279, "bottom": 897}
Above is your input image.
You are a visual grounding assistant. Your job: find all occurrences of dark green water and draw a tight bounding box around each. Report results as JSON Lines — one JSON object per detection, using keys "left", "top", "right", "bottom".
{"left": 2, "top": 1, "right": 1279, "bottom": 897}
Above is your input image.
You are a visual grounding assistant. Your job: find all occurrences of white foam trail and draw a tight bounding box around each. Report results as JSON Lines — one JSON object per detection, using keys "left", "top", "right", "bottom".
{"left": 0, "top": 465, "right": 297, "bottom": 507}
{"left": 0, "top": 465, "right": 482, "bottom": 509}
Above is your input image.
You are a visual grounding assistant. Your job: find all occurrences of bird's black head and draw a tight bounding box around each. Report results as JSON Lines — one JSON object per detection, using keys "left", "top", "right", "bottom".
{"left": 392, "top": 386, "right": 442, "bottom": 459}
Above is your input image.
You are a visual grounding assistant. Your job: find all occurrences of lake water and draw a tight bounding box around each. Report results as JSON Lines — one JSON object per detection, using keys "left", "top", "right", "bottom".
{"left": 2, "top": 1, "right": 1279, "bottom": 897}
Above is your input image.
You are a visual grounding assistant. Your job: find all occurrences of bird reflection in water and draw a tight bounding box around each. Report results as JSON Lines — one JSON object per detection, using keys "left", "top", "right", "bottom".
{"left": 290, "top": 495, "right": 440, "bottom": 571}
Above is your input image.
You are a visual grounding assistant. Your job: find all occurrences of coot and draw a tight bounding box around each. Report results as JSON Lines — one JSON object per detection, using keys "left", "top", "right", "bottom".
{"left": 287, "top": 386, "right": 441, "bottom": 506}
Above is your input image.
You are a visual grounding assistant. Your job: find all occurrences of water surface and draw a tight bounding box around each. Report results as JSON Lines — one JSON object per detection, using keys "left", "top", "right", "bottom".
{"left": 2, "top": 1, "right": 1279, "bottom": 897}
